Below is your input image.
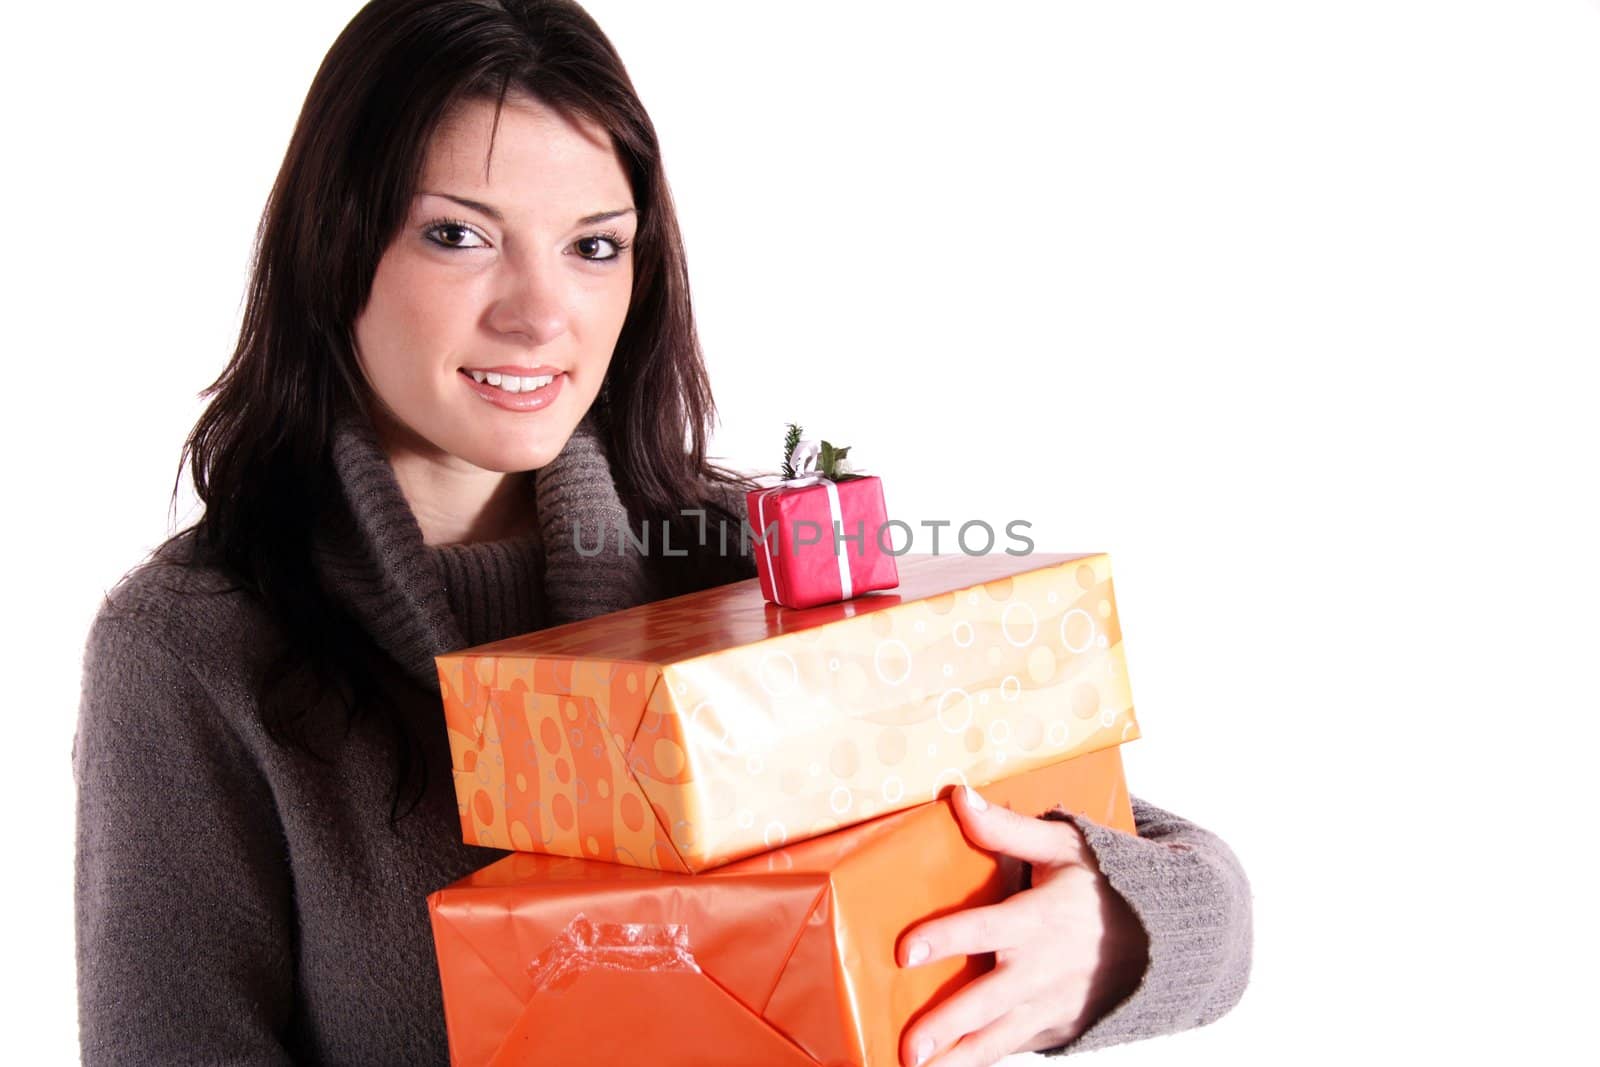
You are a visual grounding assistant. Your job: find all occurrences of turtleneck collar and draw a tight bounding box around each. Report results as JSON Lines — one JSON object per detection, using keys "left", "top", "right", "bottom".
{"left": 308, "top": 404, "right": 655, "bottom": 691}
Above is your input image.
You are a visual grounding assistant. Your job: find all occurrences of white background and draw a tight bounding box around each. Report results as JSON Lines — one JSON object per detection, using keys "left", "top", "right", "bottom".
{"left": 4, "top": 0, "right": 1597, "bottom": 1062}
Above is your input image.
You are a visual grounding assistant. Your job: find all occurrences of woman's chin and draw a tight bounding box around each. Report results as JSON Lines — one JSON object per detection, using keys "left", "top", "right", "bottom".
{"left": 461, "top": 435, "right": 568, "bottom": 474}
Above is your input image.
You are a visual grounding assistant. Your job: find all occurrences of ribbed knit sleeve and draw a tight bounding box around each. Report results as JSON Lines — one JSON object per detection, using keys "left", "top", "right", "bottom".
{"left": 1037, "top": 796, "right": 1253, "bottom": 1055}
{"left": 74, "top": 607, "right": 297, "bottom": 1065}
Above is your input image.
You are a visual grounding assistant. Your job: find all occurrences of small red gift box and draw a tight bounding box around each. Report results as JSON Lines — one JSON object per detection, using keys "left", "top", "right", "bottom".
{"left": 746, "top": 475, "right": 899, "bottom": 608}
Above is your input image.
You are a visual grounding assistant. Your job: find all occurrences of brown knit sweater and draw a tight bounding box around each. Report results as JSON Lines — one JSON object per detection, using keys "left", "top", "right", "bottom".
{"left": 72, "top": 406, "right": 1251, "bottom": 1064}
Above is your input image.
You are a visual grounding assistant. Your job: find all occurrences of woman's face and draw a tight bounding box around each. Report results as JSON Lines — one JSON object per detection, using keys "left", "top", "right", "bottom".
{"left": 353, "top": 93, "right": 636, "bottom": 473}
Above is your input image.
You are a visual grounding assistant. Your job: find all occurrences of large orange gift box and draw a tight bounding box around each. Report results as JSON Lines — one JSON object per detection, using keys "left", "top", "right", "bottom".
{"left": 428, "top": 745, "right": 1136, "bottom": 1067}
{"left": 434, "top": 551, "right": 1139, "bottom": 871}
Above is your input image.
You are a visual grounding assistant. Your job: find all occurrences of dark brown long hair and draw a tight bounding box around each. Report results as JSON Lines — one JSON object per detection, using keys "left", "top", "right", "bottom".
{"left": 160, "top": 0, "right": 757, "bottom": 824}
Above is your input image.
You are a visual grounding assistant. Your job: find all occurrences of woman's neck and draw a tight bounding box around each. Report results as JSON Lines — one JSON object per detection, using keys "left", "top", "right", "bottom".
{"left": 366, "top": 404, "right": 539, "bottom": 547}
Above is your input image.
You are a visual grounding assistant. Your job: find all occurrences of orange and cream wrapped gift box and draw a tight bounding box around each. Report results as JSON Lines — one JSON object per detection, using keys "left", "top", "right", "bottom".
{"left": 428, "top": 745, "right": 1136, "bottom": 1067}
{"left": 434, "top": 551, "right": 1139, "bottom": 872}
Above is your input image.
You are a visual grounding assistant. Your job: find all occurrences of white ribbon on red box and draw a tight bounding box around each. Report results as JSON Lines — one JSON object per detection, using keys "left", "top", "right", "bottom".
{"left": 753, "top": 472, "right": 853, "bottom": 602}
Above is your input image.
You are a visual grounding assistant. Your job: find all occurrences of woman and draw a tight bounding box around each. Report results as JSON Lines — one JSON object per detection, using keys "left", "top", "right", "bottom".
{"left": 72, "top": 2, "right": 1251, "bottom": 1064}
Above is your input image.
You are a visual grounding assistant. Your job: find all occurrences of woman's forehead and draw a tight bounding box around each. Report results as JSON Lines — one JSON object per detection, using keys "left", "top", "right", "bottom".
{"left": 413, "top": 96, "right": 628, "bottom": 223}
{"left": 425, "top": 95, "right": 616, "bottom": 180}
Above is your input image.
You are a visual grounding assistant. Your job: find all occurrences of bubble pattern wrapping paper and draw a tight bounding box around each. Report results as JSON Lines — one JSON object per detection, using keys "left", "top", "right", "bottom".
{"left": 434, "top": 552, "right": 1139, "bottom": 871}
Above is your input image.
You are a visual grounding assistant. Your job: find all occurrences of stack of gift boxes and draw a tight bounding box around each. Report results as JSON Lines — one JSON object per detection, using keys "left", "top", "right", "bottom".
{"left": 425, "top": 457, "right": 1142, "bottom": 1066}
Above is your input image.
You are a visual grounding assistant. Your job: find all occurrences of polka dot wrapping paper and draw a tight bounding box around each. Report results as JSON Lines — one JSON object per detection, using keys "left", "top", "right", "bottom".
{"left": 428, "top": 745, "right": 1135, "bottom": 1067}
{"left": 433, "top": 551, "right": 1140, "bottom": 872}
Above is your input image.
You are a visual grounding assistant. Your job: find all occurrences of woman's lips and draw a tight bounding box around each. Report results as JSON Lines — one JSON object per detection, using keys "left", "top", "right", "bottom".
{"left": 461, "top": 364, "right": 564, "bottom": 376}
{"left": 458, "top": 367, "right": 564, "bottom": 412}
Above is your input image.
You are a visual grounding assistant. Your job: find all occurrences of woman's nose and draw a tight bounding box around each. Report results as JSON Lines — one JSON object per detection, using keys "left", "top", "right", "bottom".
{"left": 486, "top": 256, "right": 570, "bottom": 345}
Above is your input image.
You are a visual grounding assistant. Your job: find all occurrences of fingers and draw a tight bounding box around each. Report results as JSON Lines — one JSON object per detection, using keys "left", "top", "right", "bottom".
{"left": 900, "top": 963, "right": 1043, "bottom": 1067}
{"left": 952, "top": 786, "right": 1088, "bottom": 868}
{"left": 905, "top": 995, "right": 1046, "bottom": 1067}
{"left": 900, "top": 860, "right": 1106, "bottom": 968}
{"left": 899, "top": 892, "right": 1040, "bottom": 967}
{"left": 890, "top": 787, "right": 1103, "bottom": 1066}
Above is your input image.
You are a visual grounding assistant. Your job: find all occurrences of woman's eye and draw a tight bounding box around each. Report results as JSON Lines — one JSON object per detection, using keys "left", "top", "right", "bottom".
{"left": 573, "top": 234, "right": 626, "bottom": 261}
{"left": 424, "top": 222, "right": 486, "bottom": 249}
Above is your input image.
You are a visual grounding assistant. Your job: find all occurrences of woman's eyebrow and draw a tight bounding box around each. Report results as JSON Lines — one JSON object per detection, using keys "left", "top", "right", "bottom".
{"left": 417, "top": 191, "right": 636, "bottom": 226}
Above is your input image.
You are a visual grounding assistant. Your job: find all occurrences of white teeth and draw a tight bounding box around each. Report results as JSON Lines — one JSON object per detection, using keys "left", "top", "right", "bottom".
{"left": 466, "top": 370, "right": 558, "bottom": 394}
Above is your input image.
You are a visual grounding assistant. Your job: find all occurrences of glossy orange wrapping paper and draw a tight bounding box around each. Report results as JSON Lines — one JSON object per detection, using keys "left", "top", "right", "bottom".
{"left": 428, "top": 746, "right": 1137, "bottom": 1067}
{"left": 434, "top": 552, "right": 1139, "bottom": 871}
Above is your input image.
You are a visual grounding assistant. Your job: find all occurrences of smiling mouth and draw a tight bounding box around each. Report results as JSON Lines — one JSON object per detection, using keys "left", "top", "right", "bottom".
{"left": 459, "top": 368, "right": 561, "bottom": 394}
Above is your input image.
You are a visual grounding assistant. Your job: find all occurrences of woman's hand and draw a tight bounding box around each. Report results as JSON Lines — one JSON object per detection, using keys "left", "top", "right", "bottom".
{"left": 897, "top": 785, "right": 1150, "bottom": 1067}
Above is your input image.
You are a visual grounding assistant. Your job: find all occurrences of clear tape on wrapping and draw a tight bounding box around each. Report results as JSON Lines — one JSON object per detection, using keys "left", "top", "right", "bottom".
{"left": 527, "top": 913, "right": 702, "bottom": 993}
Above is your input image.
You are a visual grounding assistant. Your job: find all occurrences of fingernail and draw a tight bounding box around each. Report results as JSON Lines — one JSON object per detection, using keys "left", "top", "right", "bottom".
{"left": 913, "top": 1035, "right": 935, "bottom": 1065}
{"left": 906, "top": 939, "right": 930, "bottom": 965}
{"left": 964, "top": 786, "right": 987, "bottom": 811}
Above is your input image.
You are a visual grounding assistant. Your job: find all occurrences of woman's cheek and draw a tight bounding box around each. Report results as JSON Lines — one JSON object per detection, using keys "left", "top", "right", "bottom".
{"left": 404, "top": 275, "right": 485, "bottom": 356}
{"left": 594, "top": 270, "right": 634, "bottom": 337}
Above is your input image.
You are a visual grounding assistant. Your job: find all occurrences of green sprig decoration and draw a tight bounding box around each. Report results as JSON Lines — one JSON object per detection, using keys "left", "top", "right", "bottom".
{"left": 780, "top": 422, "right": 804, "bottom": 480}
{"left": 778, "top": 422, "right": 867, "bottom": 482}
